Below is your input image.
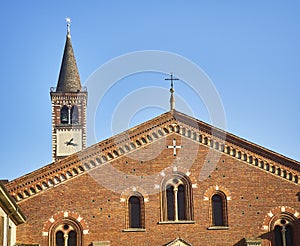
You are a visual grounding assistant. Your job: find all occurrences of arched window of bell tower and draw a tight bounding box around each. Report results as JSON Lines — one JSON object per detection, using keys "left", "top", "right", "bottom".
{"left": 70, "top": 106, "right": 79, "bottom": 125}
{"left": 61, "top": 105, "right": 69, "bottom": 124}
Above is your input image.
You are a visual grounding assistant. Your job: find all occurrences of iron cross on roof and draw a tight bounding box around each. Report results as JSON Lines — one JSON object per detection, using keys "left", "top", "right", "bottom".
{"left": 167, "top": 139, "right": 182, "bottom": 156}
{"left": 165, "top": 73, "right": 179, "bottom": 91}
{"left": 165, "top": 73, "right": 179, "bottom": 111}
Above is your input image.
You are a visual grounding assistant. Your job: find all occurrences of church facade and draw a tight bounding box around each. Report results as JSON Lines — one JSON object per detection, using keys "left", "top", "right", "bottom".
{"left": 4, "top": 24, "right": 300, "bottom": 246}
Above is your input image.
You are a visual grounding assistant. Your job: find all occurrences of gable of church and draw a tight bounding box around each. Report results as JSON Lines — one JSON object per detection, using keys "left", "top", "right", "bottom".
{"left": 6, "top": 110, "right": 300, "bottom": 202}
{"left": 5, "top": 110, "right": 300, "bottom": 245}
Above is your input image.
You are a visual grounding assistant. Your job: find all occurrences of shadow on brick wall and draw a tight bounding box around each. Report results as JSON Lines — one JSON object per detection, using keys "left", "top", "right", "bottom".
{"left": 233, "top": 238, "right": 246, "bottom": 246}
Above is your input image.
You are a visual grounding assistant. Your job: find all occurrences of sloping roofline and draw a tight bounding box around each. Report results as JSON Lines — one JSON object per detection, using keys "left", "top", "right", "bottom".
{"left": 0, "top": 181, "right": 26, "bottom": 225}
{"left": 5, "top": 110, "right": 300, "bottom": 202}
{"left": 172, "top": 110, "right": 300, "bottom": 170}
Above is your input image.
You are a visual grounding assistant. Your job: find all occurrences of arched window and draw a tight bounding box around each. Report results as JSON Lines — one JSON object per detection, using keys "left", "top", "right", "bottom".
{"left": 166, "top": 185, "right": 175, "bottom": 220}
{"left": 162, "top": 173, "right": 193, "bottom": 222}
{"left": 271, "top": 214, "right": 295, "bottom": 246}
{"left": 70, "top": 106, "right": 79, "bottom": 124}
{"left": 55, "top": 229, "right": 77, "bottom": 246}
{"left": 210, "top": 192, "right": 228, "bottom": 227}
{"left": 68, "top": 230, "right": 77, "bottom": 246}
{"left": 286, "top": 225, "right": 293, "bottom": 246}
{"left": 275, "top": 225, "right": 283, "bottom": 246}
{"left": 177, "top": 184, "right": 186, "bottom": 220}
{"left": 212, "top": 194, "right": 224, "bottom": 226}
{"left": 56, "top": 231, "right": 64, "bottom": 246}
{"left": 129, "top": 196, "right": 141, "bottom": 228}
{"left": 50, "top": 219, "right": 82, "bottom": 246}
{"left": 61, "top": 105, "right": 69, "bottom": 124}
{"left": 274, "top": 222, "right": 293, "bottom": 246}
{"left": 127, "top": 194, "right": 145, "bottom": 229}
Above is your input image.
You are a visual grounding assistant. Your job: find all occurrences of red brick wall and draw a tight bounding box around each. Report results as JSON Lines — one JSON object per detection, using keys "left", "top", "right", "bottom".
{"left": 15, "top": 135, "right": 300, "bottom": 246}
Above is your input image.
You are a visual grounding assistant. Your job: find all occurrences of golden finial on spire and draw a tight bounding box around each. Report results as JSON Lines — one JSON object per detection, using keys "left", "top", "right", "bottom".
{"left": 66, "top": 17, "right": 71, "bottom": 37}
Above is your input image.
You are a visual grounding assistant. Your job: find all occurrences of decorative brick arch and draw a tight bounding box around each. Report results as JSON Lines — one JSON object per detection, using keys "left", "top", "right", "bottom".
{"left": 203, "top": 185, "right": 231, "bottom": 227}
{"left": 154, "top": 166, "right": 198, "bottom": 189}
{"left": 42, "top": 211, "right": 89, "bottom": 236}
{"left": 203, "top": 185, "right": 232, "bottom": 201}
{"left": 120, "top": 186, "right": 149, "bottom": 203}
{"left": 120, "top": 187, "right": 147, "bottom": 230}
{"left": 261, "top": 206, "right": 300, "bottom": 231}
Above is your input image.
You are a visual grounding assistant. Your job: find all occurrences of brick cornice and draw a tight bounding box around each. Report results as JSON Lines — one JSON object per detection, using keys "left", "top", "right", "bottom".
{"left": 172, "top": 110, "right": 300, "bottom": 171}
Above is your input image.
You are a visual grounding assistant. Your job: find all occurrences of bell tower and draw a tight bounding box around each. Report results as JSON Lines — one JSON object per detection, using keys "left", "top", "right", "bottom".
{"left": 50, "top": 19, "right": 87, "bottom": 162}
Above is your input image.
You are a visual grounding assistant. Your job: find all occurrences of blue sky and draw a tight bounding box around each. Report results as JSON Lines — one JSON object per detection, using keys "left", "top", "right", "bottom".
{"left": 0, "top": 1, "right": 299, "bottom": 180}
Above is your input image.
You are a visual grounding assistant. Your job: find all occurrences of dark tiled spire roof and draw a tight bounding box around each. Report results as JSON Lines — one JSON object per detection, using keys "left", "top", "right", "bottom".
{"left": 56, "top": 32, "right": 82, "bottom": 92}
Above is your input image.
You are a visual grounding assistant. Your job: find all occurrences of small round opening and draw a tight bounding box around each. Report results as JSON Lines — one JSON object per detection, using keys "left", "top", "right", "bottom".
{"left": 280, "top": 219, "right": 287, "bottom": 225}
{"left": 63, "top": 224, "right": 69, "bottom": 230}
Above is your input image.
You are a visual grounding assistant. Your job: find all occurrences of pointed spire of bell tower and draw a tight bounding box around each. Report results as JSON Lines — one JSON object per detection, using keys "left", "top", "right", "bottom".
{"left": 56, "top": 18, "right": 82, "bottom": 92}
{"left": 165, "top": 73, "right": 178, "bottom": 111}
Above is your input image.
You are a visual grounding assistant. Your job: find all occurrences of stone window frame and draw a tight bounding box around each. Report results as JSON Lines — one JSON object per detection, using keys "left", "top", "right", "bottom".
{"left": 207, "top": 190, "right": 229, "bottom": 230}
{"left": 49, "top": 218, "right": 83, "bottom": 246}
{"left": 160, "top": 172, "right": 194, "bottom": 223}
{"left": 123, "top": 192, "right": 146, "bottom": 232}
{"left": 269, "top": 212, "right": 296, "bottom": 246}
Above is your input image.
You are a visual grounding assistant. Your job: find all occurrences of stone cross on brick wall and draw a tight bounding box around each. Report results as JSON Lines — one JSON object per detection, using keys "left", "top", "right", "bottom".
{"left": 167, "top": 139, "right": 182, "bottom": 156}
